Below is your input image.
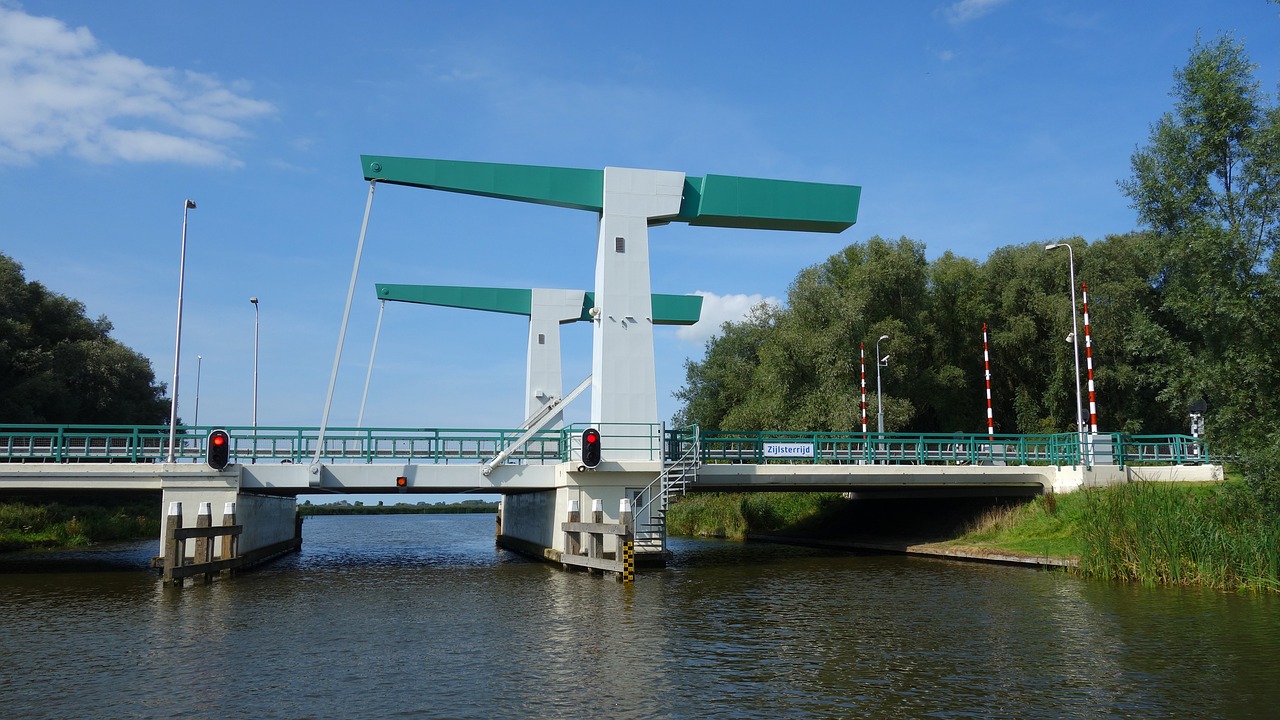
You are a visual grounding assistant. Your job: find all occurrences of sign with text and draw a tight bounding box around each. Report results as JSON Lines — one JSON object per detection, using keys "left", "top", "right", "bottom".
{"left": 763, "top": 442, "right": 815, "bottom": 458}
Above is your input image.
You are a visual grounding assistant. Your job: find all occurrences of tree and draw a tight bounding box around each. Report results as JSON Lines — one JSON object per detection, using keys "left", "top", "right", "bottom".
{"left": 0, "top": 252, "right": 169, "bottom": 425}
{"left": 1120, "top": 34, "right": 1280, "bottom": 451}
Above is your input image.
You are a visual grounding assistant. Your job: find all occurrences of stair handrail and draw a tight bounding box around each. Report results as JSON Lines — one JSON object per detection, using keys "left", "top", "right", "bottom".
{"left": 633, "top": 424, "right": 700, "bottom": 546}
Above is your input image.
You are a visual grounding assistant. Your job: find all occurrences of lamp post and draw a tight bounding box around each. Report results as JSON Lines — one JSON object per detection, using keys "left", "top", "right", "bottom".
{"left": 250, "top": 297, "right": 259, "bottom": 429}
{"left": 1045, "top": 242, "right": 1085, "bottom": 461}
{"left": 875, "top": 334, "right": 889, "bottom": 435}
{"left": 166, "top": 199, "right": 196, "bottom": 463}
{"left": 194, "top": 355, "right": 202, "bottom": 429}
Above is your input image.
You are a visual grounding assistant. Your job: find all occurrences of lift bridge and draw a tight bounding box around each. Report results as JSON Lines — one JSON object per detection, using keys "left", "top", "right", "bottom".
{"left": 0, "top": 156, "right": 1218, "bottom": 581}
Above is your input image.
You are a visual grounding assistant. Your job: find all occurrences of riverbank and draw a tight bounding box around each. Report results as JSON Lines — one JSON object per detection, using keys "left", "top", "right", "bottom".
{"left": 667, "top": 480, "right": 1280, "bottom": 592}
{"left": 0, "top": 496, "right": 161, "bottom": 552}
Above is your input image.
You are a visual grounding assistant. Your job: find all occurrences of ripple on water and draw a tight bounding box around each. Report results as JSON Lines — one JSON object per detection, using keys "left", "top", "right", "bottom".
{"left": 2, "top": 515, "right": 1279, "bottom": 719}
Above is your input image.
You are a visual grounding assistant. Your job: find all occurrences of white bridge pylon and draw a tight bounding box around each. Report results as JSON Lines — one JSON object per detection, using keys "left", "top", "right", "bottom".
{"left": 346, "top": 156, "right": 861, "bottom": 460}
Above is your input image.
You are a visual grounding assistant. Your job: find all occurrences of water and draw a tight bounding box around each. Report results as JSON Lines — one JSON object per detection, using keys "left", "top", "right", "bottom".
{"left": 2, "top": 514, "right": 1278, "bottom": 719}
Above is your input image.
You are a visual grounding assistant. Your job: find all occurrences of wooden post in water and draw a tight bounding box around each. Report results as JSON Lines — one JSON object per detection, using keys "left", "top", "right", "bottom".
{"left": 162, "top": 502, "right": 183, "bottom": 585}
{"left": 589, "top": 499, "right": 604, "bottom": 560}
{"left": 194, "top": 502, "right": 213, "bottom": 584}
{"left": 220, "top": 501, "right": 238, "bottom": 577}
{"left": 565, "top": 500, "right": 581, "bottom": 556}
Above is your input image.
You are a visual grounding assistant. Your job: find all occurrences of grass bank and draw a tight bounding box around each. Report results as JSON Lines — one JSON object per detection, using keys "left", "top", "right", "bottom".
{"left": 666, "top": 492, "right": 847, "bottom": 540}
{"left": 0, "top": 496, "right": 162, "bottom": 551}
{"left": 669, "top": 482, "right": 1280, "bottom": 592}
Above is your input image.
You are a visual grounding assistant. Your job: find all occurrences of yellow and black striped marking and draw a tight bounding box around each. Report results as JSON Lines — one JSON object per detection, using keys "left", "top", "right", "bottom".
{"left": 622, "top": 540, "right": 635, "bottom": 583}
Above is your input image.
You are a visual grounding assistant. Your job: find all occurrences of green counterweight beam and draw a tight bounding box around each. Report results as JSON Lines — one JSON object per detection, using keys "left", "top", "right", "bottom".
{"left": 362, "top": 155, "right": 860, "bottom": 233}
{"left": 375, "top": 283, "right": 703, "bottom": 325}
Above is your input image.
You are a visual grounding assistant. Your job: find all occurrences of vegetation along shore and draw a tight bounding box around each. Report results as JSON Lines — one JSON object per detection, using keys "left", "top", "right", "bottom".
{"left": 667, "top": 478, "right": 1280, "bottom": 592}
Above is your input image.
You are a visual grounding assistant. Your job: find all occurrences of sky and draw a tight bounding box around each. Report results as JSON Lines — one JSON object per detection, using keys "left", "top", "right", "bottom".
{"left": 3, "top": 1, "right": 1280, "bottom": 439}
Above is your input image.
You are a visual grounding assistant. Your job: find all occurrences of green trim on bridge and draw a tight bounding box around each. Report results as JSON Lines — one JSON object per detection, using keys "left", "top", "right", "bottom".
{"left": 361, "top": 155, "right": 860, "bottom": 233}
{"left": 0, "top": 424, "right": 1210, "bottom": 469}
{"left": 375, "top": 283, "right": 704, "bottom": 325}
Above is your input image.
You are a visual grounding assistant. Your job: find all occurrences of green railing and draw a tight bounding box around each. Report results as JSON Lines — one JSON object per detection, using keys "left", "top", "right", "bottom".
{"left": 694, "top": 430, "right": 1211, "bottom": 468}
{"left": 0, "top": 424, "right": 1208, "bottom": 468}
{"left": 0, "top": 423, "right": 666, "bottom": 465}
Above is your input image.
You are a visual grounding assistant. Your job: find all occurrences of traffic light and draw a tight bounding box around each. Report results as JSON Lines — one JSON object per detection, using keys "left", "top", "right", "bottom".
{"left": 581, "top": 427, "right": 602, "bottom": 468}
{"left": 207, "top": 429, "right": 231, "bottom": 470}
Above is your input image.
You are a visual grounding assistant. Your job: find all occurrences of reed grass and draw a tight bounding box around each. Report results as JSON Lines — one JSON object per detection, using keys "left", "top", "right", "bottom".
{"left": 0, "top": 499, "right": 161, "bottom": 551}
{"left": 947, "top": 492, "right": 1084, "bottom": 558}
{"left": 670, "top": 482, "right": 1280, "bottom": 592}
{"left": 666, "top": 492, "right": 844, "bottom": 540}
{"left": 1077, "top": 482, "right": 1280, "bottom": 592}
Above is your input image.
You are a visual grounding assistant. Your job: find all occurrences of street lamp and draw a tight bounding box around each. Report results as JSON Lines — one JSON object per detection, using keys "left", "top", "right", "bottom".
{"left": 1045, "top": 242, "right": 1085, "bottom": 460}
{"left": 250, "top": 297, "right": 259, "bottom": 430}
{"left": 166, "top": 199, "right": 196, "bottom": 463}
{"left": 194, "top": 355, "right": 203, "bottom": 429}
{"left": 875, "top": 334, "right": 890, "bottom": 435}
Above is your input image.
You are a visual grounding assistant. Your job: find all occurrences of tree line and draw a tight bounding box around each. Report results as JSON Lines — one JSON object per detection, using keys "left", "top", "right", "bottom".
{"left": 675, "top": 34, "right": 1280, "bottom": 503}
{"left": 0, "top": 253, "right": 168, "bottom": 426}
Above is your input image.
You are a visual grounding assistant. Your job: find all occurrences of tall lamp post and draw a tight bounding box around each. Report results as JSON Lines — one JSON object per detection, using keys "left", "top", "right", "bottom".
{"left": 250, "top": 296, "right": 259, "bottom": 464}
{"left": 875, "top": 334, "right": 890, "bottom": 434}
{"left": 194, "top": 354, "right": 203, "bottom": 429}
{"left": 166, "top": 199, "right": 196, "bottom": 463}
{"left": 250, "top": 297, "right": 259, "bottom": 429}
{"left": 1045, "top": 242, "right": 1085, "bottom": 461}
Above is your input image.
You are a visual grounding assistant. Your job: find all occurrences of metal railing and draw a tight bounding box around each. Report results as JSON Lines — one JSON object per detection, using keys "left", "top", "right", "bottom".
{"left": 696, "top": 430, "right": 1211, "bottom": 468}
{"left": 0, "top": 424, "right": 1208, "bottom": 468}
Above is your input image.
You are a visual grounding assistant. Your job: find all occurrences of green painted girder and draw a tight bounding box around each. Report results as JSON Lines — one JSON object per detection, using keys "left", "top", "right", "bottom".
{"left": 361, "top": 155, "right": 860, "bottom": 233}
{"left": 376, "top": 284, "right": 703, "bottom": 326}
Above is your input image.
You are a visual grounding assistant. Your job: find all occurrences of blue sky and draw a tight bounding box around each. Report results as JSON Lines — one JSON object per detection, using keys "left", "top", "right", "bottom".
{"left": 3, "top": 1, "right": 1279, "bottom": 434}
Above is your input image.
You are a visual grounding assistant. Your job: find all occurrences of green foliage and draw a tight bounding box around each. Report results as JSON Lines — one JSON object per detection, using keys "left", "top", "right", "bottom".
{"left": 677, "top": 233, "right": 1184, "bottom": 436}
{"left": 1117, "top": 33, "right": 1280, "bottom": 504}
{"left": 1077, "top": 482, "right": 1280, "bottom": 591}
{"left": 0, "top": 498, "right": 162, "bottom": 551}
{"left": 949, "top": 493, "right": 1085, "bottom": 558}
{"left": 0, "top": 253, "right": 169, "bottom": 425}
{"left": 666, "top": 492, "right": 844, "bottom": 540}
{"left": 676, "top": 32, "right": 1278, "bottom": 499}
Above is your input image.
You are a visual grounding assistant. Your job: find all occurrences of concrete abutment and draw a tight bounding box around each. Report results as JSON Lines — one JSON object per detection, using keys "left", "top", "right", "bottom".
{"left": 158, "top": 468, "right": 301, "bottom": 584}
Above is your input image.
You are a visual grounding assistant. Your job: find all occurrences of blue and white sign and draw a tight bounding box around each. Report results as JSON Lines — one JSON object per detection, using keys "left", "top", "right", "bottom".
{"left": 763, "top": 442, "right": 815, "bottom": 458}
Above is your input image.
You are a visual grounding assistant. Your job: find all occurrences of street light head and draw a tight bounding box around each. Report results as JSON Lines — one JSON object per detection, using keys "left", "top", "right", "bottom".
{"left": 878, "top": 334, "right": 889, "bottom": 342}
{"left": 185, "top": 199, "right": 196, "bottom": 209}
{"left": 250, "top": 297, "right": 258, "bottom": 305}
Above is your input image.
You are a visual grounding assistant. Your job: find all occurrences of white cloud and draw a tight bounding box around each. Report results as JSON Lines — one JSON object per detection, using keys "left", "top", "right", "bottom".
{"left": 0, "top": 7, "right": 274, "bottom": 167}
{"left": 675, "top": 291, "right": 780, "bottom": 346}
{"left": 943, "top": 0, "right": 1009, "bottom": 25}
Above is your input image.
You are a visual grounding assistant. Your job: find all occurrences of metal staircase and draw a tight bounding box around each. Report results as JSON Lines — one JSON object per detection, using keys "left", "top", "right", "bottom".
{"left": 634, "top": 426, "right": 700, "bottom": 553}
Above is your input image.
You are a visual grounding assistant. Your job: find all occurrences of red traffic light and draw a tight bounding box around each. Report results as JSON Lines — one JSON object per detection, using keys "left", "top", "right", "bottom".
{"left": 581, "top": 427, "right": 602, "bottom": 468}
{"left": 207, "top": 429, "right": 231, "bottom": 470}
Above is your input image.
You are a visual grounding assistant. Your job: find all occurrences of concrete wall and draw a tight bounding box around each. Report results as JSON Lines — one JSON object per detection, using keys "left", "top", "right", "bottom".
{"left": 499, "top": 490, "right": 556, "bottom": 550}
{"left": 159, "top": 488, "right": 297, "bottom": 561}
{"left": 235, "top": 493, "right": 298, "bottom": 551}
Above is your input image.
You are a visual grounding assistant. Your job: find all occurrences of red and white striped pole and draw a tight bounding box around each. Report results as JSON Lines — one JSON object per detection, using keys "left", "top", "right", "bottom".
{"left": 860, "top": 342, "right": 868, "bottom": 436}
{"left": 982, "top": 323, "right": 994, "bottom": 440}
{"left": 1081, "top": 282, "right": 1098, "bottom": 433}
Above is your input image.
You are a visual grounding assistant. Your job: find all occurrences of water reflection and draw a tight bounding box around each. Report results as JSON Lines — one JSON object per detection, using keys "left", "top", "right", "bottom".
{"left": 1, "top": 514, "right": 1278, "bottom": 719}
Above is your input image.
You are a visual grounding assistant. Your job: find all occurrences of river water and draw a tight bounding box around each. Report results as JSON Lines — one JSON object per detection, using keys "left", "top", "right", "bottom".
{"left": 2, "top": 513, "right": 1278, "bottom": 719}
